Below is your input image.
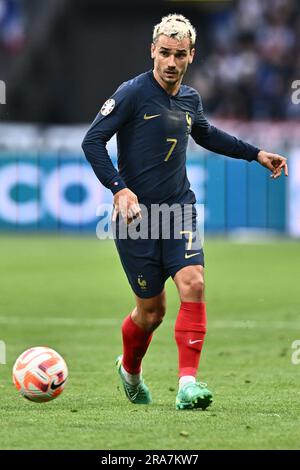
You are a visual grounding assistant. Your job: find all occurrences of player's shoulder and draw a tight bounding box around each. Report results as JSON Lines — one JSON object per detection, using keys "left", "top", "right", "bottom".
{"left": 180, "top": 85, "right": 203, "bottom": 112}
{"left": 116, "top": 71, "right": 150, "bottom": 97}
{"left": 180, "top": 84, "right": 201, "bottom": 102}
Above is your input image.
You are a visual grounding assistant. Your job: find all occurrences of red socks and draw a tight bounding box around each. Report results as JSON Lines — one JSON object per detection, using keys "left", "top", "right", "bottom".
{"left": 122, "top": 302, "right": 206, "bottom": 377}
{"left": 175, "top": 301, "right": 207, "bottom": 377}
{"left": 122, "top": 314, "right": 153, "bottom": 374}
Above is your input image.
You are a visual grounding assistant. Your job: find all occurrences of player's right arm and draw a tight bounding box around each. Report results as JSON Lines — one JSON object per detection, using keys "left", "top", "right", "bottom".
{"left": 81, "top": 82, "right": 141, "bottom": 222}
{"left": 112, "top": 188, "right": 141, "bottom": 224}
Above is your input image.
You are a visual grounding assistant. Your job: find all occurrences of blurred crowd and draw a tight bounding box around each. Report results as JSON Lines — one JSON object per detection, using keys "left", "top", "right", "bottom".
{"left": 190, "top": 0, "right": 300, "bottom": 120}
{"left": 0, "top": 0, "right": 25, "bottom": 53}
{"left": 1, "top": 0, "right": 300, "bottom": 122}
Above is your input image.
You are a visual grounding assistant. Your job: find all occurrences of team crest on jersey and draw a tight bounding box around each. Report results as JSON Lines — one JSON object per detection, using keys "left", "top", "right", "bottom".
{"left": 186, "top": 112, "right": 192, "bottom": 134}
{"left": 137, "top": 275, "right": 148, "bottom": 291}
{"left": 100, "top": 99, "right": 115, "bottom": 116}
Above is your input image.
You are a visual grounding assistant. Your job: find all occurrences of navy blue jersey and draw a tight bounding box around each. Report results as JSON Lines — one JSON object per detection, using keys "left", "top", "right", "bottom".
{"left": 82, "top": 70, "right": 260, "bottom": 205}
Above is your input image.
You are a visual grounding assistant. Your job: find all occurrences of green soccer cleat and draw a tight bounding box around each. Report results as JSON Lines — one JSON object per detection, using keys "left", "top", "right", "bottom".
{"left": 176, "top": 382, "right": 213, "bottom": 410}
{"left": 115, "top": 355, "right": 152, "bottom": 405}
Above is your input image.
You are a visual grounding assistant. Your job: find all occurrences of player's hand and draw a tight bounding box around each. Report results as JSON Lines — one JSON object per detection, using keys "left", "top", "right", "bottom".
{"left": 257, "top": 150, "right": 288, "bottom": 179}
{"left": 112, "top": 188, "right": 142, "bottom": 224}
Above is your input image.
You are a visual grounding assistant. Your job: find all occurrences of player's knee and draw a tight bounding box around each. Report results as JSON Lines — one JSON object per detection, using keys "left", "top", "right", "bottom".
{"left": 180, "top": 275, "right": 205, "bottom": 302}
{"left": 143, "top": 305, "right": 166, "bottom": 332}
{"left": 146, "top": 314, "right": 163, "bottom": 331}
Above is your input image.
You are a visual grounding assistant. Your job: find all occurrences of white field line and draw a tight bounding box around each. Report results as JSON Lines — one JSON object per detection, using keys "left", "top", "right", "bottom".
{"left": 0, "top": 316, "right": 299, "bottom": 329}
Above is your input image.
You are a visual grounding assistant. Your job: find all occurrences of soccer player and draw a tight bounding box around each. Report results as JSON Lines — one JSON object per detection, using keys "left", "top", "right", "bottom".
{"left": 82, "top": 14, "right": 288, "bottom": 410}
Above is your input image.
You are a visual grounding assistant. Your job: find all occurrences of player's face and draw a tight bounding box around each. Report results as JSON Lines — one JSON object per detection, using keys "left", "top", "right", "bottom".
{"left": 151, "top": 35, "right": 195, "bottom": 88}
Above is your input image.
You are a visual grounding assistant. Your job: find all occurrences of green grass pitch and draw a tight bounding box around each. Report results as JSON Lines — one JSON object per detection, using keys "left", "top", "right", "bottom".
{"left": 0, "top": 235, "right": 300, "bottom": 450}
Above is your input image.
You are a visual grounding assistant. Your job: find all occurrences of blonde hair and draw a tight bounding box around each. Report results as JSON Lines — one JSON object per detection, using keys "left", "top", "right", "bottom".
{"left": 153, "top": 14, "right": 196, "bottom": 48}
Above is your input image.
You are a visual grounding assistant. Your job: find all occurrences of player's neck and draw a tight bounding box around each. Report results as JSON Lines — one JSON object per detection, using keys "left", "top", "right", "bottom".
{"left": 153, "top": 69, "right": 182, "bottom": 96}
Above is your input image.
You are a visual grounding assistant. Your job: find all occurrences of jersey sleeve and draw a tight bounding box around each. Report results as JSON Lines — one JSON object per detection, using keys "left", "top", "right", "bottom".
{"left": 191, "top": 94, "right": 260, "bottom": 162}
{"left": 81, "top": 82, "right": 136, "bottom": 194}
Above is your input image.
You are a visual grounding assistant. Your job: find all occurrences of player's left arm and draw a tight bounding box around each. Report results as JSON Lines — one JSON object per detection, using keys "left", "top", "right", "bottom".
{"left": 191, "top": 94, "right": 288, "bottom": 179}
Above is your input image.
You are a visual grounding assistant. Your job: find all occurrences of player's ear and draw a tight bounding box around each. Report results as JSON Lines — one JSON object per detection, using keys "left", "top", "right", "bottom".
{"left": 151, "top": 43, "right": 156, "bottom": 59}
{"left": 189, "top": 48, "right": 195, "bottom": 64}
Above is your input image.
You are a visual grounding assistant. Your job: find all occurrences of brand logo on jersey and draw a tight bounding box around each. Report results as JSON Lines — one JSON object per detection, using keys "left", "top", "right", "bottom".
{"left": 100, "top": 99, "right": 115, "bottom": 116}
{"left": 185, "top": 252, "right": 200, "bottom": 259}
{"left": 144, "top": 113, "right": 161, "bottom": 120}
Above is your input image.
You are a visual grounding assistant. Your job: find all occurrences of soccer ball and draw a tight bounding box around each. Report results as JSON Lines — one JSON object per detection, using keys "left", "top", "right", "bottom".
{"left": 12, "top": 347, "right": 68, "bottom": 403}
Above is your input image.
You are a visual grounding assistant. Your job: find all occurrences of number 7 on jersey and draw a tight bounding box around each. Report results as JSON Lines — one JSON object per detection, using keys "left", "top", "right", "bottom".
{"left": 164, "top": 138, "right": 178, "bottom": 162}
